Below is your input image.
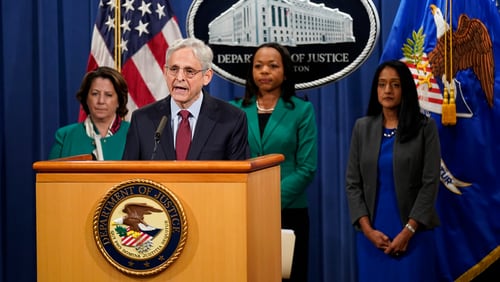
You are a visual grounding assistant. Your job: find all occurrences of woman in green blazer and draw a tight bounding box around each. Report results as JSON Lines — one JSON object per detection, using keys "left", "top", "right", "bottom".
{"left": 231, "top": 43, "right": 317, "bottom": 282}
{"left": 49, "top": 66, "right": 130, "bottom": 160}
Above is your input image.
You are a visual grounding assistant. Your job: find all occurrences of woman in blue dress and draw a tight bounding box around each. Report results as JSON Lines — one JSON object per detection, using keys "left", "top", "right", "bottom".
{"left": 345, "top": 60, "right": 441, "bottom": 281}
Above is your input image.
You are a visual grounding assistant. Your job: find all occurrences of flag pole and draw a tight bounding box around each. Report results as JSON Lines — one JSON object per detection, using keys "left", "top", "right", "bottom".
{"left": 114, "top": 0, "right": 122, "bottom": 72}
{"left": 442, "top": 0, "right": 457, "bottom": 125}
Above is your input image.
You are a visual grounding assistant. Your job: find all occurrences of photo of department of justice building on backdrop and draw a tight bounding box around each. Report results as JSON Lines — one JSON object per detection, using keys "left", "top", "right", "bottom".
{"left": 208, "top": 0, "right": 355, "bottom": 47}
{"left": 187, "top": 0, "right": 379, "bottom": 88}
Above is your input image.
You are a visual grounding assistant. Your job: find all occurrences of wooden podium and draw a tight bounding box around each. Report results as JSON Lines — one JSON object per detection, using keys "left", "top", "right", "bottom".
{"left": 33, "top": 154, "right": 284, "bottom": 282}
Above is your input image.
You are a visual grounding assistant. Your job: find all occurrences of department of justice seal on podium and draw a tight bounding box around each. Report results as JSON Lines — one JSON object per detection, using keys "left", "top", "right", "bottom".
{"left": 93, "top": 179, "right": 188, "bottom": 276}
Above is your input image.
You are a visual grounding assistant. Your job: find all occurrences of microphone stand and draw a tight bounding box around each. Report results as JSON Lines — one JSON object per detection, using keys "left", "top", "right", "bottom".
{"left": 151, "top": 135, "right": 161, "bottom": 160}
{"left": 151, "top": 115, "right": 168, "bottom": 160}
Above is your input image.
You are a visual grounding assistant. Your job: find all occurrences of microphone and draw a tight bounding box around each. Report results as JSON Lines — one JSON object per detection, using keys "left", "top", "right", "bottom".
{"left": 155, "top": 116, "right": 168, "bottom": 142}
{"left": 151, "top": 116, "right": 168, "bottom": 160}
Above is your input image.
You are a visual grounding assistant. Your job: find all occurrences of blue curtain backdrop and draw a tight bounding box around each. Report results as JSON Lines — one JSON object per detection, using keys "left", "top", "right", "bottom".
{"left": 0, "top": 1, "right": 399, "bottom": 281}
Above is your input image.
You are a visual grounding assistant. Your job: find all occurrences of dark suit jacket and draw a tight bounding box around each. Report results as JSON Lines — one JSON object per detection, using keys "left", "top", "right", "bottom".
{"left": 122, "top": 92, "right": 250, "bottom": 160}
{"left": 345, "top": 114, "right": 441, "bottom": 230}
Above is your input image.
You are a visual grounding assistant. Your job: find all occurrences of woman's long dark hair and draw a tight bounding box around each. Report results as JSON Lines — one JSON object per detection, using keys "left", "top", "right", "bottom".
{"left": 241, "top": 42, "right": 296, "bottom": 108}
{"left": 367, "top": 60, "right": 425, "bottom": 142}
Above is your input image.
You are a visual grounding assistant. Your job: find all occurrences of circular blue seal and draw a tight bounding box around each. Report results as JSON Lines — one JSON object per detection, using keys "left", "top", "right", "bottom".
{"left": 93, "top": 179, "right": 188, "bottom": 276}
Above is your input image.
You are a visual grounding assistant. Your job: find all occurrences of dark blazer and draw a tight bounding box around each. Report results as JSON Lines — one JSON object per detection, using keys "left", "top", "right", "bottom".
{"left": 122, "top": 92, "right": 250, "bottom": 160}
{"left": 345, "top": 114, "right": 441, "bottom": 229}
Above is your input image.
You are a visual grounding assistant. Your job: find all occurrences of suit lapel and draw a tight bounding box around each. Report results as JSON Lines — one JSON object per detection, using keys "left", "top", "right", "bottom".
{"left": 365, "top": 115, "right": 383, "bottom": 193}
{"left": 157, "top": 96, "right": 176, "bottom": 160}
{"left": 188, "top": 93, "right": 217, "bottom": 159}
{"left": 261, "top": 98, "right": 286, "bottom": 144}
{"left": 244, "top": 98, "right": 286, "bottom": 155}
{"left": 245, "top": 100, "right": 262, "bottom": 151}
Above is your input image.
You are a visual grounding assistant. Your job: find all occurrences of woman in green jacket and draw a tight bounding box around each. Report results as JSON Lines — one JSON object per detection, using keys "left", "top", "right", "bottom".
{"left": 231, "top": 43, "right": 318, "bottom": 281}
{"left": 49, "top": 66, "right": 130, "bottom": 160}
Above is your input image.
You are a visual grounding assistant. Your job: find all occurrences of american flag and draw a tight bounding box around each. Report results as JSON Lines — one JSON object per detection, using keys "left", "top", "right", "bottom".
{"left": 121, "top": 226, "right": 159, "bottom": 247}
{"left": 80, "top": 0, "right": 182, "bottom": 121}
{"left": 403, "top": 56, "right": 443, "bottom": 115}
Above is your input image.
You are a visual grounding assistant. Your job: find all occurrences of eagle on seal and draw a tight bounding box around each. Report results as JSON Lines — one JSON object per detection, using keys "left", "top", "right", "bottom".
{"left": 428, "top": 4, "right": 494, "bottom": 107}
{"left": 114, "top": 203, "right": 162, "bottom": 232}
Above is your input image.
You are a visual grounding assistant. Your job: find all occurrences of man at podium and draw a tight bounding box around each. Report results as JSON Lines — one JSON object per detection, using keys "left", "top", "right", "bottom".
{"left": 122, "top": 37, "right": 250, "bottom": 161}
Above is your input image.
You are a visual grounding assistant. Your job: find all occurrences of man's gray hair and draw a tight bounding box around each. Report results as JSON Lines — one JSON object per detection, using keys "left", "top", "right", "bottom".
{"left": 166, "top": 37, "right": 213, "bottom": 70}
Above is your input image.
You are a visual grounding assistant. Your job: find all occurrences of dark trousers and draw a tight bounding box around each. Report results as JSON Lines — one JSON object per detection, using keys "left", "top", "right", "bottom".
{"left": 282, "top": 208, "right": 309, "bottom": 282}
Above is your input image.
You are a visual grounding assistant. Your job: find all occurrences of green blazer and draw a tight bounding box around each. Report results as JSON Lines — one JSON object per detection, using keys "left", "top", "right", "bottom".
{"left": 231, "top": 96, "right": 318, "bottom": 209}
{"left": 48, "top": 121, "right": 130, "bottom": 160}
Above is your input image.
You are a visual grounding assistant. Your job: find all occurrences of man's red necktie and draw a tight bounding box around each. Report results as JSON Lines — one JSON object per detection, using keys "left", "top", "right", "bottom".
{"left": 176, "top": 110, "right": 191, "bottom": 160}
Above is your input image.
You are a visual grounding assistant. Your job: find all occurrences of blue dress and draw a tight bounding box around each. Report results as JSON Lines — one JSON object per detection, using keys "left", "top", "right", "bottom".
{"left": 356, "top": 128, "right": 438, "bottom": 281}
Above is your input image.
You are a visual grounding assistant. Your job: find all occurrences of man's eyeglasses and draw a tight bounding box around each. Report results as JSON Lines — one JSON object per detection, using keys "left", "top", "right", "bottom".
{"left": 166, "top": 66, "right": 206, "bottom": 79}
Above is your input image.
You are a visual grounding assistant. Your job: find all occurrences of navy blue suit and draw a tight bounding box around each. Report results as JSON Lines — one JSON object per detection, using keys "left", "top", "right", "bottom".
{"left": 122, "top": 92, "right": 250, "bottom": 160}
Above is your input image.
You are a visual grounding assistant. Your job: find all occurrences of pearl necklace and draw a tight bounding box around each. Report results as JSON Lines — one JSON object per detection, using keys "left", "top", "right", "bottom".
{"left": 256, "top": 100, "right": 274, "bottom": 112}
{"left": 383, "top": 128, "right": 397, "bottom": 138}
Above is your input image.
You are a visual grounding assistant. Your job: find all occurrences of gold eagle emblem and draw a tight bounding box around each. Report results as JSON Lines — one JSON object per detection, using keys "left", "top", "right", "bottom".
{"left": 428, "top": 4, "right": 494, "bottom": 107}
